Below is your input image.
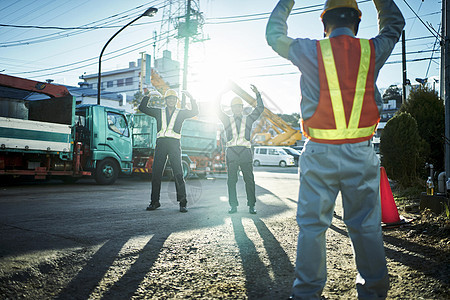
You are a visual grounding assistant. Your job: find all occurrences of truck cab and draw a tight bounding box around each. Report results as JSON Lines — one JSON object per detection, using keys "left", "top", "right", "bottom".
{"left": 76, "top": 105, "right": 133, "bottom": 184}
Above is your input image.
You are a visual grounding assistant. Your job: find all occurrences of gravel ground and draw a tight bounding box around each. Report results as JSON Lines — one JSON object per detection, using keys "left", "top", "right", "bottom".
{"left": 0, "top": 175, "right": 449, "bottom": 299}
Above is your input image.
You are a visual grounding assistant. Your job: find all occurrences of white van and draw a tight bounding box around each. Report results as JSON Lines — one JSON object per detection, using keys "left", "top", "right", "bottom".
{"left": 253, "top": 146, "right": 295, "bottom": 167}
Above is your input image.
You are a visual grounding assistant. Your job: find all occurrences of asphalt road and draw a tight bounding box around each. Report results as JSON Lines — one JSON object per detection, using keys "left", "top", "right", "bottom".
{"left": 0, "top": 166, "right": 303, "bottom": 299}
{"left": 2, "top": 167, "right": 448, "bottom": 299}
{"left": 0, "top": 166, "right": 299, "bottom": 253}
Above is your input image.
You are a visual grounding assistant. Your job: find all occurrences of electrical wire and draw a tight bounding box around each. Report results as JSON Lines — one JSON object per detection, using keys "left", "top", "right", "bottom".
{"left": 1, "top": 0, "right": 442, "bottom": 84}
{"left": 8, "top": 29, "right": 177, "bottom": 77}
{"left": 425, "top": 23, "right": 441, "bottom": 78}
{"left": 0, "top": 0, "right": 166, "bottom": 47}
{"left": 10, "top": 32, "right": 177, "bottom": 78}
{"left": 0, "top": 0, "right": 21, "bottom": 13}
{"left": 401, "top": 0, "right": 441, "bottom": 39}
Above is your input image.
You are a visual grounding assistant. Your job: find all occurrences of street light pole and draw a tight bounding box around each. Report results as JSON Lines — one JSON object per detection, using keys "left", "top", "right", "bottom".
{"left": 97, "top": 7, "right": 158, "bottom": 105}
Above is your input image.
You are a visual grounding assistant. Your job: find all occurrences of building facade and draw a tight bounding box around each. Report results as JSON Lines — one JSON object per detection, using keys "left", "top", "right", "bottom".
{"left": 79, "top": 50, "right": 180, "bottom": 105}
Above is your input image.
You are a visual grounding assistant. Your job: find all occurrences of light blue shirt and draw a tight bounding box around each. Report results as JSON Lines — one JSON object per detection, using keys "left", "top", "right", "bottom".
{"left": 266, "top": 0, "right": 405, "bottom": 120}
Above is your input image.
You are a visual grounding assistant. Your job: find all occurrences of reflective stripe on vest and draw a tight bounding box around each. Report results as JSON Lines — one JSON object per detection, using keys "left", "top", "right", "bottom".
{"left": 303, "top": 38, "right": 379, "bottom": 143}
{"left": 157, "top": 108, "right": 181, "bottom": 139}
{"left": 226, "top": 116, "right": 251, "bottom": 148}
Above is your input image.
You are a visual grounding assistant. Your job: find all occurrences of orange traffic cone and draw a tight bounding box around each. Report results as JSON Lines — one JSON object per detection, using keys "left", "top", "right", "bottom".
{"left": 380, "top": 167, "right": 402, "bottom": 226}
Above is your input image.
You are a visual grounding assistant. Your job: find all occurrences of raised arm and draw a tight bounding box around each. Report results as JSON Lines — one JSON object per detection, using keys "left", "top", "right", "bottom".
{"left": 248, "top": 84, "right": 264, "bottom": 121}
{"left": 266, "top": 0, "right": 295, "bottom": 59}
{"left": 138, "top": 95, "right": 161, "bottom": 118}
{"left": 215, "top": 94, "right": 230, "bottom": 124}
{"left": 181, "top": 90, "right": 199, "bottom": 118}
{"left": 372, "top": 0, "right": 405, "bottom": 67}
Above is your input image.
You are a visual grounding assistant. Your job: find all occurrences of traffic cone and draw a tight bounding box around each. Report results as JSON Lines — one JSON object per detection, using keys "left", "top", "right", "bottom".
{"left": 380, "top": 167, "right": 401, "bottom": 226}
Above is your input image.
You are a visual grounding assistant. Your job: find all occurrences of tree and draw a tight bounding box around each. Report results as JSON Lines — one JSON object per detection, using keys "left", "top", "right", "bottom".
{"left": 398, "top": 86, "right": 445, "bottom": 174}
{"left": 380, "top": 112, "right": 427, "bottom": 187}
{"left": 382, "top": 84, "right": 402, "bottom": 108}
{"left": 131, "top": 91, "right": 144, "bottom": 112}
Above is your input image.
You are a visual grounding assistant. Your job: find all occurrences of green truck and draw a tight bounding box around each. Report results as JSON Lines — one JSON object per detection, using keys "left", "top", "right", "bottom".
{"left": 0, "top": 74, "right": 132, "bottom": 184}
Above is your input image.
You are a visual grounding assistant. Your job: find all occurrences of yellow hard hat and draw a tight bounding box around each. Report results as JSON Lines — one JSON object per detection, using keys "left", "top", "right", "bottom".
{"left": 164, "top": 89, "right": 178, "bottom": 99}
{"left": 321, "top": 0, "right": 362, "bottom": 19}
{"left": 231, "top": 97, "right": 243, "bottom": 106}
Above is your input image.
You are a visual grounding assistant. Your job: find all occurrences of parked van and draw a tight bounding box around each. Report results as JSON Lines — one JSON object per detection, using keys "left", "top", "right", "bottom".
{"left": 253, "top": 146, "right": 295, "bottom": 167}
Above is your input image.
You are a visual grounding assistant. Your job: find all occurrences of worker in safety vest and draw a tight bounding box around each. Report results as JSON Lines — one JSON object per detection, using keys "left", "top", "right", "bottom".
{"left": 267, "top": 0, "right": 404, "bottom": 298}
{"left": 217, "top": 85, "right": 264, "bottom": 214}
{"left": 139, "top": 89, "right": 198, "bottom": 213}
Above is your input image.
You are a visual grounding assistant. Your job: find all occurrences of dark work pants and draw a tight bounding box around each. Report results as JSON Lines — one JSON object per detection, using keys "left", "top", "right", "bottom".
{"left": 151, "top": 137, "right": 187, "bottom": 206}
{"left": 226, "top": 146, "right": 256, "bottom": 207}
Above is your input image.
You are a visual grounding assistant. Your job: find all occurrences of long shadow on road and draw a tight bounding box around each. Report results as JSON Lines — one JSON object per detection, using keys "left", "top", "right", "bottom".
{"left": 231, "top": 216, "right": 294, "bottom": 300}
{"left": 55, "top": 233, "right": 170, "bottom": 299}
{"left": 1, "top": 176, "right": 297, "bottom": 299}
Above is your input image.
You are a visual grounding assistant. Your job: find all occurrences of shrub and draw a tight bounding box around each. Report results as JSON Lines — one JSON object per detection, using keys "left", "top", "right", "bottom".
{"left": 399, "top": 87, "right": 445, "bottom": 173}
{"left": 380, "top": 112, "right": 427, "bottom": 187}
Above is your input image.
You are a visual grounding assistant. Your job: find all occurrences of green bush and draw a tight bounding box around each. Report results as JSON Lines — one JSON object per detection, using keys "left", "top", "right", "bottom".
{"left": 380, "top": 112, "right": 427, "bottom": 187}
{"left": 399, "top": 87, "right": 445, "bottom": 173}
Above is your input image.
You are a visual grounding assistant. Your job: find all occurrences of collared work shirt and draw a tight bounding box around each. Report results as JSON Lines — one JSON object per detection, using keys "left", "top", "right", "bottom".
{"left": 266, "top": 0, "right": 405, "bottom": 123}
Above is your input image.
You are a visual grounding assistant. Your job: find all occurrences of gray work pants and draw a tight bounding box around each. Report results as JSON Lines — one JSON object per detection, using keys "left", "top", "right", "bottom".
{"left": 226, "top": 146, "right": 256, "bottom": 207}
{"left": 292, "top": 140, "right": 389, "bottom": 300}
{"left": 151, "top": 137, "right": 187, "bottom": 206}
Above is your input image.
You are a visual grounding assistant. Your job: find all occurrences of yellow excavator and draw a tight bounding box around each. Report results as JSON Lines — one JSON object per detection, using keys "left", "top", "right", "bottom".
{"left": 225, "top": 81, "right": 302, "bottom": 146}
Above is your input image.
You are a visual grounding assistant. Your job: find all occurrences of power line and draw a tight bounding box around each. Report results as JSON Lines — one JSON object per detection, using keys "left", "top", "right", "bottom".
{"left": 425, "top": 23, "right": 442, "bottom": 78}
{"left": 0, "top": 0, "right": 21, "bottom": 13}
{"left": 385, "top": 56, "right": 440, "bottom": 65}
{"left": 401, "top": 0, "right": 441, "bottom": 39}
{"left": 0, "top": 0, "right": 166, "bottom": 47}
{"left": 8, "top": 30, "right": 177, "bottom": 77}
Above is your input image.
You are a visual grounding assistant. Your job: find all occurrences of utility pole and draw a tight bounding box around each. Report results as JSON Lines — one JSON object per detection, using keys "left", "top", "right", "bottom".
{"left": 402, "top": 30, "right": 407, "bottom": 104}
{"left": 443, "top": 0, "right": 450, "bottom": 181}
{"left": 181, "top": 0, "right": 192, "bottom": 109}
{"left": 139, "top": 51, "right": 146, "bottom": 93}
{"left": 153, "top": 31, "right": 157, "bottom": 68}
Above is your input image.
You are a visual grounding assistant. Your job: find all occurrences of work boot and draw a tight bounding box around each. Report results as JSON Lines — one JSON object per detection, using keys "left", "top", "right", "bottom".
{"left": 249, "top": 206, "right": 257, "bottom": 214}
{"left": 146, "top": 202, "right": 161, "bottom": 211}
{"left": 228, "top": 206, "right": 237, "bottom": 214}
{"left": 179, "top": 205, "right": 188, "bottom": 213}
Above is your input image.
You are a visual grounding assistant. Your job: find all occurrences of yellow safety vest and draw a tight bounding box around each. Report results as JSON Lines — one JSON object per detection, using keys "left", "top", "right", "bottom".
{"left": 303, "top": 37, "right": 379, "bottom": 144}
{"left": 157, "top": 108, "right": 181, "bottom": 139}
{"left": 227, "top": 116, "right": 251, "bottom": 148}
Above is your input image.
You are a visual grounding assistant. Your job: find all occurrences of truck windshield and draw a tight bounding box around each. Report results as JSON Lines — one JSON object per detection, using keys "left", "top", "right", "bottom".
{"left": 107, "top": 112, "right": 129, "bottom": 137}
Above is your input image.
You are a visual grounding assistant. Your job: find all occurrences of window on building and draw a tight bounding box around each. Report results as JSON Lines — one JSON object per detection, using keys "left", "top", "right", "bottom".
{"left": 117, "top": 79, "right": 124, "bottom": 87}
{"left": 107, "top": 81, "right": 113, "bottom": 88}
{"left": 125, "top": 77, "right": 133, "bottom": 86}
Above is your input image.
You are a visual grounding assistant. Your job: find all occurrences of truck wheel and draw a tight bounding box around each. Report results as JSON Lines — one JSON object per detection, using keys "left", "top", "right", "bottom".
{"left": 182, "top": 160, "right": 190, "bottom": 179}
{"left": 279, "top": 160, "right": 287, "bottom": 168}
{"left": 95, "top": 158, "right": 119, "bottom": 185}
{"left": 253, "top": 160, "right": 260, "bottom": 167}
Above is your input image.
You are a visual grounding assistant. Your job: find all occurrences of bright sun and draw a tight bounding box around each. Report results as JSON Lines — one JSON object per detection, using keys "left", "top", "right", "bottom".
{"left": 188, "top": 47, "right": 241, "bottom": 105}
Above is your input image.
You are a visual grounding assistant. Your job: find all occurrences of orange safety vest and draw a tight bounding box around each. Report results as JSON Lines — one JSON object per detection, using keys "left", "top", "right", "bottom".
{"left": 302, "top": 35, "right": 380, "bottom": 144}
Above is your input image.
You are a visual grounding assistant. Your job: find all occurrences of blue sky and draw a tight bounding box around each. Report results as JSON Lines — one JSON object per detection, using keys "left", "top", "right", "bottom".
{"left": 0, "top": 0, "right": 442, "bottom": 113}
